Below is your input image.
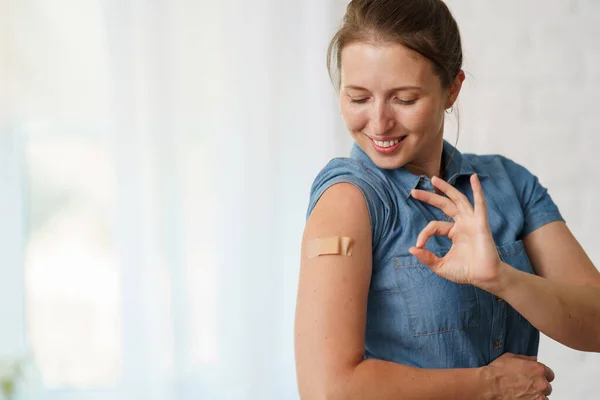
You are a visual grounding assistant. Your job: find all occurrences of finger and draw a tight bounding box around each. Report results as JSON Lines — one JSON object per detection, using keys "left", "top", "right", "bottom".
{"left": 411, "top": 189, "right": 459, "bottom": 218}
{"left": 539, "top": 363, "right": 555, "bottom": 383}
{"left": 511, "top": 354, "right": 538, "bottom": 361}
{"left": 408, "top": 246, "right": 442, "bottom": 271}
{"left": 415, "top": 221, "right": 454, "bottom": 248}
{"left": 544, "top": 382, "right": 553, "bottom": 396}
{"left": 431, "top": 176, "right": 473, "bottom": 213}
{"left": 470, "top": 174, "right": 488, "bottom": 220}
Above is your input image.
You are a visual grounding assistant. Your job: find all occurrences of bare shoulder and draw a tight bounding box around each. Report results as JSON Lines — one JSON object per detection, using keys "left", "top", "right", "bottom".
{"left": 304, "top": 181, "right": 371, "bottom": 238}
{"left": 295, "top": 182, "right": 373, "bottom": 397}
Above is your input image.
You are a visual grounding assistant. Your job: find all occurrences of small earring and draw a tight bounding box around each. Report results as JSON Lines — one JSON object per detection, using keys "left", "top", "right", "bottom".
{"left": 445, "top": 107, "right": 453, "bottom": 114}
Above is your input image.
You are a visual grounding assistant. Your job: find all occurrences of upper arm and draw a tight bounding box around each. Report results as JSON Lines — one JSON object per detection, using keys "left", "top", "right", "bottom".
{"left": 523, "top": 221, "right": 600, "bottom": 287}
{"left": 499, "top": 155, "right": 600, "bottom": 286}
{"left": 294, "top": 182, "right": 372, "bottom": 398}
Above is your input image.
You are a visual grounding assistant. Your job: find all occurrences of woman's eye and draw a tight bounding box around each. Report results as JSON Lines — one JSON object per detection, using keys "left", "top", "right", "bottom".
{"left": 348, "top": 97, "right": 416, "bottom": 105}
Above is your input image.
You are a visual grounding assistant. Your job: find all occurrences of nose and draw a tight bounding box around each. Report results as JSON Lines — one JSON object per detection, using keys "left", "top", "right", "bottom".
{"left": 369, "top": 100, "right": 395, "bottom": 136}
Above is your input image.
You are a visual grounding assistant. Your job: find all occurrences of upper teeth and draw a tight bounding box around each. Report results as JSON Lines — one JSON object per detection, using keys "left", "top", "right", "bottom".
{"left": 374, "top": 138, "right": 401, "bottom": 148}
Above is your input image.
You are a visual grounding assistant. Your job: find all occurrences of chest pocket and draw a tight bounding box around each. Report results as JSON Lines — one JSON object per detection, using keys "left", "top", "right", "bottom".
{"left": 497, "top": 240, "right": 536, "bottom": 322}
{"left": 497, "top": 240, "right": 535, "bottom": 273}
{"left": 395, "top": 248, "right": 480, "bottom": 336}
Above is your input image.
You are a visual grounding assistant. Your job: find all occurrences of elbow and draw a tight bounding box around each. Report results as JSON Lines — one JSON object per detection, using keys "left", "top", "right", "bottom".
{"left": 587, "top": 335, "right": 600, "bottom": 353}
{"left": 323, "top": 383, "right": 352, "bottom": 400}
{"left": 298, "top": 381, "right": 351, "bottom": 400}
{"left": 297, "top": 370, "right": 356, "bottom": 400}
{"left": 298, "top": 388, "right": 350, "bottom": 400}
{"left": 569, "top": 327, "right": 600, "bottom": 353}
{"left": 595, "top": 330, "right": 600, "bottom": 353}
{"left": 586, "top": 317, "right": 600, "bottom": 353}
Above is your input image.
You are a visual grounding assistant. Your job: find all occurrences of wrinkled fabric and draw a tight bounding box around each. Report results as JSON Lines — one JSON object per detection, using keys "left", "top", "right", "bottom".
{"left": 306, "top": 139, "right": 564, "bottom": 368}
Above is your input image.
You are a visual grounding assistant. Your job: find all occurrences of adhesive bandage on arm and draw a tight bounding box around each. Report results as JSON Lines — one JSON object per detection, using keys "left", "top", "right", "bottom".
{"left": 306, "top": 236, "right": 354, "bottom": 258}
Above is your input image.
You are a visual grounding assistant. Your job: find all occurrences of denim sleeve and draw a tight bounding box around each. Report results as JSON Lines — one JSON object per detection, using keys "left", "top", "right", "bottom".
{"left": 500, "top": 156, "right": 565, "bottom": 238}
{"left": 306, "top": 158, "right": 392, "bottom": 250}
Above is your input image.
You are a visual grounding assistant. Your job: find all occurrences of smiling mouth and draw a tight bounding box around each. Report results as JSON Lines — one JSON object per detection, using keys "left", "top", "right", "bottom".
{"left": 368, "top": 135, "right": 407, "bottom": 154}
{"left": 371, "top": 136, "right": 406, "bottom": 148}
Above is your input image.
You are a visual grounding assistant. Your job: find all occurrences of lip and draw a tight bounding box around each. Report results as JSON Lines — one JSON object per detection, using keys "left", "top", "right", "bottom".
{"left": 368, "top": 135, "right": 407, "bottom": 155}
{"left": 368, "top": 135, "right": 406, "bottom": 142}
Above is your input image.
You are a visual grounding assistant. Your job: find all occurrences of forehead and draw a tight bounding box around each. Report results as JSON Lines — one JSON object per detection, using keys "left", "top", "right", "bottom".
{"left": 340, "top": 41, "right": 438, "bottom": 90}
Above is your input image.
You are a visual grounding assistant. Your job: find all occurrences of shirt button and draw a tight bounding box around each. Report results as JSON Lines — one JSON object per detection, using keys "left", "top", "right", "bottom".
{"left": 493, "top": 340, "right": 502, "bottom": 350}
{"left": 495, "top": 296, "right": 502, "bottom": 303}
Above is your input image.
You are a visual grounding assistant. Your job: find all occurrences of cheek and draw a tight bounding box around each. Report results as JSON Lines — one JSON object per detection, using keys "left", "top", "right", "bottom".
{"left": 403, "top": 101, "right": 443, "bottom": 132}
{"left": 340, "top": 100, "right": 444, "bottom": 134}
{"left": 340, "top": 105, "right": 367, "bottom": 132}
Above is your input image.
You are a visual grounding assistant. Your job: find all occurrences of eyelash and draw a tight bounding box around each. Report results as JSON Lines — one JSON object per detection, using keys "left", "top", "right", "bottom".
{"left": 349, "top": 97, "right": 416, "bottom": 105}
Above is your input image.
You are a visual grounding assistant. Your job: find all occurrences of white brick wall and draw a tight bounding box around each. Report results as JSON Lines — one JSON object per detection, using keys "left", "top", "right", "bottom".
{"left": 328, "top": 0, "right": 600, "bottom": 397}
{"left": 445, "top": 1, "right": 600, "bottom": 398}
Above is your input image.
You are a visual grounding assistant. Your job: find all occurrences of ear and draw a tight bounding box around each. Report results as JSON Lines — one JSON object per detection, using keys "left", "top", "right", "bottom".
{"left": 445, "top": 70, "right": 466, "bottom": 109}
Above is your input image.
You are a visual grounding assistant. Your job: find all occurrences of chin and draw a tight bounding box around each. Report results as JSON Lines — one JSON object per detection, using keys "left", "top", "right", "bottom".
{"left": 357, "top": 137, "right": 408, "bottom": 171}
{"left": 370, "top": 155, "right": 405, "bottom": 170}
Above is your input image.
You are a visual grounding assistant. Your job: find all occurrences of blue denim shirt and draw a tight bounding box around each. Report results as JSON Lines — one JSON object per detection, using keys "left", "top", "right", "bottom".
{"left": 306, "top": 139, "right": 565, "bottom": 368}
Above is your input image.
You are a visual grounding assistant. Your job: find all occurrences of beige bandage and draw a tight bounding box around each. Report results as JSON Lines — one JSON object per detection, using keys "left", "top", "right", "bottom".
{"left": 306, "top": 236, "right": 354, "bottom": 258}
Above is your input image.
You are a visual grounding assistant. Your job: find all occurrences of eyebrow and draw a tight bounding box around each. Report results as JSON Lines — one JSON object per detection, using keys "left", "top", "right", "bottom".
{"left": 343, "top": 85, "right": 421, "bottom": 92}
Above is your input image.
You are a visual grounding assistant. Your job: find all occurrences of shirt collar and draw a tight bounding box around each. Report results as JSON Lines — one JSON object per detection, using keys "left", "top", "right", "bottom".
{"left": 350, "top": 139, "right": 487, "bottom": 199}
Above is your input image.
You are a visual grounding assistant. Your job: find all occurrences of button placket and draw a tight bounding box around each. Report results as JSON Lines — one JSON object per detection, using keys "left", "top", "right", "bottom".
{"left": 489, "top": 296, "right": 507, "bottom": 358}
{"left": 419, "top": 177, "right": 453, "bottom": 223}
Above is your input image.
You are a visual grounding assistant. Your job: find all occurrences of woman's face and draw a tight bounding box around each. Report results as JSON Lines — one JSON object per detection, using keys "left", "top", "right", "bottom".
{"left": 339, "top": 41, "right": 463, "bottom": 173}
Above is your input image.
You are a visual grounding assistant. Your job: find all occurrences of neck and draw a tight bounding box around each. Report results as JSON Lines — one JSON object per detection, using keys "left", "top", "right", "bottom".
{"left": 403, "top": 138, "right": 444, "bottom": 179}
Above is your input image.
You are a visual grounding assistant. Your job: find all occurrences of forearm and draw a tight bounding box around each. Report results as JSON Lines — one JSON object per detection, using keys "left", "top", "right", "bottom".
{"left": 332, "top": 358, "right": 492, "bottom": 400}
{"left": 495, "top": 263, "right": 600, "bottom": 352}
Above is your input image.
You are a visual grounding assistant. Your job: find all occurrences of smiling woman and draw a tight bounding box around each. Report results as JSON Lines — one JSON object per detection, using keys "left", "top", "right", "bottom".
{"left": 294, "top": 0, "right": 600, "bottom": 399}
{"left": 333, "top": 32, "right": 464, "bottom": 175}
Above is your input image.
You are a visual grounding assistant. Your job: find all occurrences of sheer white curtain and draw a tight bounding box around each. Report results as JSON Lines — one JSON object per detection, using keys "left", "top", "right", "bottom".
{"left": 1, "top": 0, "right": 351, "bottom": 398}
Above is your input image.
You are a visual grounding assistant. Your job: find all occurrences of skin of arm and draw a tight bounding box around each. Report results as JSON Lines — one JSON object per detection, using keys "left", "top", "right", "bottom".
{"left": 492, "top": 221, "right": 600, "bottom": 352}
{"left": 294, "top": 182, "right": 493, "bottom": 400}
{"left": 410, "top": 175, "right": 600, "bottom": 353}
